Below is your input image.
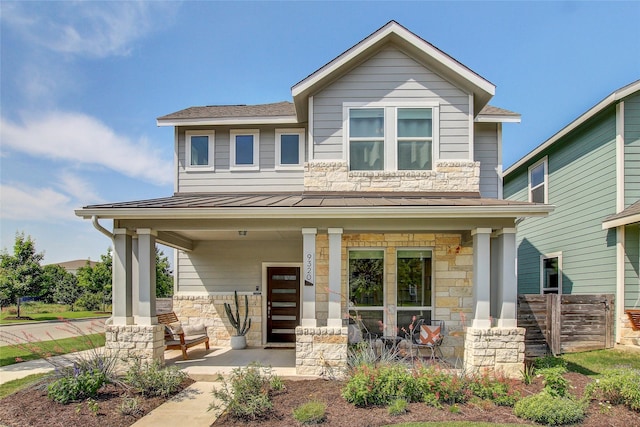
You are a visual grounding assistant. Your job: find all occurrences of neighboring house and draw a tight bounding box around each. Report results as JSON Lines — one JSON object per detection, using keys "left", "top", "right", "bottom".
{"left": 76, "top": 21, "right": 552, "bottom": 376}
{"left": 504, "top": 80, "right": 640, "bottom": 347}
{"left": 53, "top": 259, "right": 97, "bottom": 275}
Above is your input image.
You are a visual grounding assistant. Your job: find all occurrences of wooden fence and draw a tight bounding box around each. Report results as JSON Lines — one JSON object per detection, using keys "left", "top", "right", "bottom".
{"left": 517, "top": 294, "right": 614, "bottom": 357}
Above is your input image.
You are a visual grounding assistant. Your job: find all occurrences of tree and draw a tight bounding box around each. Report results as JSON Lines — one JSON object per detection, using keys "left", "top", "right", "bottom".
{"left": 40, "top": 264, "right": 68, "bottom": 303}
{"left": 0, "top": 232, "right": 44, "bottom": 318}
{"left": 77, "top": 251, "right": 112, "bottom": 312}
{"left": 156, "top": 248, "right": 174, "bottom": 298}
{"left": 46, "top": 265, "right": 82, "bottom": 310}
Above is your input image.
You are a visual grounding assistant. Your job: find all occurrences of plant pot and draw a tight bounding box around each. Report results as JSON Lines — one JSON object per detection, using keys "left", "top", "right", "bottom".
{"left": 230, "top": 335, "right": 247, "bottom": 350}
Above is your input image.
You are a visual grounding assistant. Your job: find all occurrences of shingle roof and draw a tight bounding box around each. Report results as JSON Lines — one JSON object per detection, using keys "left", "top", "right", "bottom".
{"left": 157, "top": 102, "right": 513, "bottom": 122}
{"left": 603, "top": 200, "right": 640, "bottom": 224}
{"left": 83, "top": 191, "right": 538, "bottom": 210}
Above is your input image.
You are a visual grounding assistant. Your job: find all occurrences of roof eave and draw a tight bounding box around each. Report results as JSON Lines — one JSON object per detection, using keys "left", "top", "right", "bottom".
{"left": 475, "top": 114, "right": 521, "bottom": 124}
{"left": 602, "top": 213, "right": 640, "bottom": 230}
{"left": 156, "top": 116, "right": 300, "bottom": 127}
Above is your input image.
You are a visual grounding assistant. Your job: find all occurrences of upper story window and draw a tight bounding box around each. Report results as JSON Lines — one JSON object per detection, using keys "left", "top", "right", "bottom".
{"left": 349, "top": 108, "right": 384, "bottom": 171}
{"left": 540, "top": 252, "right": 562, "bottom": 294}
{"left": 528, "top": 157, "right": 548, "bottom": 203}
{"left": 275, "top": 129, "right": 305, "bottom": 170}
{"left": 230, "top": 130, "right": 259, "bottom": 171}
{"left": 345, "top": 103, "right": 438, "bottom": 172}
{"left": 186, "top": 130, "right": 215, "bottom": 171}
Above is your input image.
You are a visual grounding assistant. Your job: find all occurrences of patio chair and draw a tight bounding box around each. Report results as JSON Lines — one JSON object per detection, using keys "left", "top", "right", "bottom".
{"left": 410, "top": 319, "right": 445, "bottom": 362}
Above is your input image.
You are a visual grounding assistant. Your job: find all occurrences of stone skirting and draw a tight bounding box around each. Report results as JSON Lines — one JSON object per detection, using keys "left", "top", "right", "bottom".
{"left": 296, "top": 326, "right": 348, "bottom": 377}
{"left": 463, "top": 327, "right": 525, "bottom": 379}
{"left": 105, "top": 324, "right": 165, "bottom": 365}
{"left": 304, "top": 160, "right": 480, "bottom": 192}
{"left": 172, "top": 293, "right": 262, "bottom": 347}
{"left": 619, "top": 315, "right": 640, "bottom": 347}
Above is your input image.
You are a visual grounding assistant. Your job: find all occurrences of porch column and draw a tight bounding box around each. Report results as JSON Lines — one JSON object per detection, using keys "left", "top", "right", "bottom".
{"left": 496, "top": 228, "right": 518, "bottom": 328}
{"left": 301, "top": 228, "right": 317, "bottom": 327}
{"left": 471, "top": 228, "right": 492, "bottom": 328}
{"left": 136, "top": 228, "right": 157, "bottom": 325}
{"left": 132, "top": 236, "right": 140, "bottom": 323}
{"left": 327, "top": 228, "right": 343, "bottom": 328}
{"left": 112, "top": 228, "right": 133, "bottom": 325}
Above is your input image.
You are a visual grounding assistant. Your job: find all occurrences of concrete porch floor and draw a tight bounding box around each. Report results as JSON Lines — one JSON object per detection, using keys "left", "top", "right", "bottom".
{"left": 164, "top": 346, "right": 306, "bottom": 381}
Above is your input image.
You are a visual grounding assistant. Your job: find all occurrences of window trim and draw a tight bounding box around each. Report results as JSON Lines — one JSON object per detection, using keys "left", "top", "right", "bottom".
{"left": 343, "top": 102, "right": 440, "bottom": 172}
{"left": 528, "top": 156, "right": 548, "bottom": 203}
{"left": 275, "top": 128, "right": 306, "bottom": 170}
{"left": 185, "top": 130, "right": 215, "bottom": 171}
{"left": 230, "top": 129, "right": 260, "bottom": 171}
{"left": 540, "top": 251, "right": 562, "bottom": 295}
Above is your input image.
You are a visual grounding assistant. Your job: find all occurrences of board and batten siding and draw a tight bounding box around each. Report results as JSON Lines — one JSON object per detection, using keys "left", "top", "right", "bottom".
{"left": 176, "top": 240, "right": 302, "bottom": 294}
{"left": 504, "top": 109, "right": 618, "bottom": 296}
{"left": 474, "top": 122, "right": 499, "bottom": 198}
{"left": 624, "top": 92, "right": 640, "bottom": 208}
{"left": 176, "top": 126, "right": 305, "bottom": 193}
{"left": 312, "top": 45, "right": 470, "bottom": 161}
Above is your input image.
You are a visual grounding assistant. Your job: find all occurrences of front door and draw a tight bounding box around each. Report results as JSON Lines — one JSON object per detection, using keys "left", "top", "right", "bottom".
{"left": 267, "top": 266, "right": 300, "bottom": 343}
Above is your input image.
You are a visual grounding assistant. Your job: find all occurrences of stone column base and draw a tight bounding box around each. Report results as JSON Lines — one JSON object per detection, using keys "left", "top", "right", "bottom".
{"left": 463, "top": 327, "right": 525, "bottom": 379}
{"left": 296, "top": 326, "right": 348, "bottom": 378}
{"left": 105, "top": 324, "right": 165, "bottom": 368}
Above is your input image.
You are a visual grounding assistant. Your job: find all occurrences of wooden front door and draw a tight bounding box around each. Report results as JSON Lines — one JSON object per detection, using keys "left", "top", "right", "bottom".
{"left": 267, "top": 266, "right": 300, "bottom": 343}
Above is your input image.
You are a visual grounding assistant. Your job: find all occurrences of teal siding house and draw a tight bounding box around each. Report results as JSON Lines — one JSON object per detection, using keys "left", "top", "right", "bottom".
{"left": 504, "top": 80, "right": 640, "bottom": 347}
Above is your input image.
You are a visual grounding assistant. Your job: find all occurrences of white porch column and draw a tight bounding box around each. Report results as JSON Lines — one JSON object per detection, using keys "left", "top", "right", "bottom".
{"left": 132, "top": 236, "right": 140, "bottom": 323}
{"left": 496, "top": 228, "right": 518, "bottom": 328}
{"left": 112, "top": 228, "right": 133, "bottom": 325}
{"left": 136, "top": 228, "right": 157, "bottom": 326}
{"left": 472, "top": 228, "right": 492, "bottom": 328}
{"left": 327, "top": 228, "right": 343, "bottom": 328}
{"left": 301, "top": 228, "right": 317, "bottom": 327}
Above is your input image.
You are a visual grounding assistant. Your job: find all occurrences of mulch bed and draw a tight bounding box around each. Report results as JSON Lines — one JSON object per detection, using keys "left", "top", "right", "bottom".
{"left": 1, "top": 373, "right": 638, "bottom": 426}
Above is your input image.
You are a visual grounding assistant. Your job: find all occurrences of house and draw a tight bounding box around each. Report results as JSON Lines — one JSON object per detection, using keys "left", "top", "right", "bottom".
{"left": 75, "top": 21, "right": 552, "bottom": 376}
{"left": 503, "top": 80, "right": 640, "bottom": 348}
{"left": 52, "top": 259, "right": 97, "bottom": 275}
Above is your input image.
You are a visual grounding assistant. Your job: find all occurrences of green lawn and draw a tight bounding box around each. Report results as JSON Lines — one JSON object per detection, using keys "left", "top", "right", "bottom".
{"left": 0, "top": 333, "right": 105, "bottom": 366}
{"left": 0, "top": 303, "right": 110, "bottom": 324}
{"left": 561, "top": 348, "right": 640, "bottom": 375}
{"left": 0, "top": 373, "right": 49, "bottom": 399}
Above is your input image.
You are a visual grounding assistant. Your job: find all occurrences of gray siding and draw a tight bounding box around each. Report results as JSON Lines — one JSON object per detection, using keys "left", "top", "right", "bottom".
{"left": 505, "top": 110, "right": 618, "bottom": 295}
{"left": 177, "top": 126, "right": 305, "bottom": 193}
{"left": 474, "top": 122, "right": 499, "bottom": 198}
{"left": 176, "top": 240, "right": 302, "bottom": 293}
{"left": 625, "top": 224, "right": 639, "bottom": 308}
{"left": 624, "top": 92, "right": 640, "bottom": 208}
{"left": 312, "top": 45, "right": 470, "bottom": 160}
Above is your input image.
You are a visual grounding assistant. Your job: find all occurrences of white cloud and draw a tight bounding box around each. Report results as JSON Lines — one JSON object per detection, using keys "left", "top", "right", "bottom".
{"left": 0, "top": 112, "right": 172, "bottom": 186}
{"left": 1, "top": 2, "right": 175, "bottom": 58}
{"left": 0, "top": 184, "right": 73, "bottom": 221}
{"left": 56, "top": 171, "right": 105, "bottom": 206}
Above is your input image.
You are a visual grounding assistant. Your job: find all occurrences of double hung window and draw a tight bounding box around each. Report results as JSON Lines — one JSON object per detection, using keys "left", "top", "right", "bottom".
{"left": 540, "top": 253, "right": 562, "bottom": 294}
{"left": 397, "top": 108, "right": 433, "bottom": 170}
{"left": 348, "top": 108, "right": 385, "bottom": 171}
{"left": 186, "top": 130, "right": 215, "bottom": 170}
{"left": 529, "top": 157, "right": 548, "bottom": 203}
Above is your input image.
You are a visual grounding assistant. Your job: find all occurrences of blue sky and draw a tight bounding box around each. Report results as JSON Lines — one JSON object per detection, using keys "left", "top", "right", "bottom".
{"left": 1, "top": 1, "right": 639, "bottom": 264}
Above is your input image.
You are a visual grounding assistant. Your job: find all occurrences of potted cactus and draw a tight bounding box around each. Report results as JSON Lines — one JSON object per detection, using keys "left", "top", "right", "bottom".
{"left": 224, "top": 290, "right": 252, "bottom": 349}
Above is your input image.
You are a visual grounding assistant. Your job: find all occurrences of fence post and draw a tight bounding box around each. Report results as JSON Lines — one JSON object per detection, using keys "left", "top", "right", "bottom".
{"left": 550, "top": 294, "right": 561, "bottom": 356}
{"left": 605, "top": 294, "right": 614, "bottom": 348}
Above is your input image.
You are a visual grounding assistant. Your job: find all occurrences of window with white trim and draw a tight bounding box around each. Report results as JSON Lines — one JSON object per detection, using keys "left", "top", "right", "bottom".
{"left": 186, "top": 130, "right": 215, "bottom": 170}
{"left": 396, "top": 249, "right": 433, "bottom": 333}
{"left": 348, "top": 249, "right": 384, "bottom": 337}
{"left": 230, "top": 130, "right": 259, "bottom": 170}
{"left": 275, "top": 129, "right": 305, "bottom": 169}
{"left": 346, "top": 104, "right": 438, "bottom": 171}
{"left": 540, "top": 252, "right": 562, "bottom": 294}
{"left": 529, "top": 157, "right": 548, "bottom": 203}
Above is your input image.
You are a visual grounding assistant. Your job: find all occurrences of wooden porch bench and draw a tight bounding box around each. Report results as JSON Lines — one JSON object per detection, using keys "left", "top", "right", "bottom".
{"left": 157, "top": 312, "right": 210, "bottom": 360}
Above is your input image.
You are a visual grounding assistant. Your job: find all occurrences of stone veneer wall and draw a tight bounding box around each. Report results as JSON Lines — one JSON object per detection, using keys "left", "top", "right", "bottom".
{"left": 463, "top": 327, "right": 526, "bottom": 379}
{"left": 304, "top": 160, "right": 480, "bottom": 193}
{"left": 105, "top": 324, "right": 165, "bottom": 365}
{"left": 314, "top": 232, "right": 473, "bottom": 360}
{"left": 172, "top": 293, "right": 262, "bottom": 347}
{"left": 619, "top": 315, "right": 640, "bottom": 347}
{"left": 296, "top": 326, "right": 348, "bottom": 377}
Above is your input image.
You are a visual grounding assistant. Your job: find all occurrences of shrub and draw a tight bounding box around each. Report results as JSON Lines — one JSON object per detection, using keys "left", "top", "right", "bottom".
{"left": 585, "top": 368, "right": 640, "bottom": 412}
{"left": 209, "top": 362, "right": 280, "bottom": 420}
{"left": 468, "top": 373, "right": 520, "bottom": 407}
{"left": 413, "top": 366, "right": 470, "bottom": 405}
{"left": 118, "top": 397, "right": 143, "bottom": 417}
{"left": 293, "top": 400, "right": 327, "bottom": 424}
{"left": 387, "top": 398, "right": 408, "bottom": 416}
{"left": 48, "top": 369, "right": 106, "bottom": 404}
{"left": 514, "top": 392, "right": 586, "bottom": 425}
{"left": 124, "top": 359, "right": 186, "bottom": 397}
{"left": 75, "top": 292, "right": 103, "bottom": 311}
{"left": 537, "top": 365, "right": 569, "bottom": 397}
{"left": 534, "top": 354, "right": 567, "bottom": 370}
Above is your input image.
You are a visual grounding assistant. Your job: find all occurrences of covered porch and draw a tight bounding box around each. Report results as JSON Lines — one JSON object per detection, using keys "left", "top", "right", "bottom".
{"left": 76, "top": 192, "right": 553, "bottom": 378}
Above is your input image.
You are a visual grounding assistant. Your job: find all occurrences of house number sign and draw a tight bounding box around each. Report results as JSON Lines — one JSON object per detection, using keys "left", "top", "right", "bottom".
{"left": 304, "top": 252, "right": 314, "bottom": 286}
